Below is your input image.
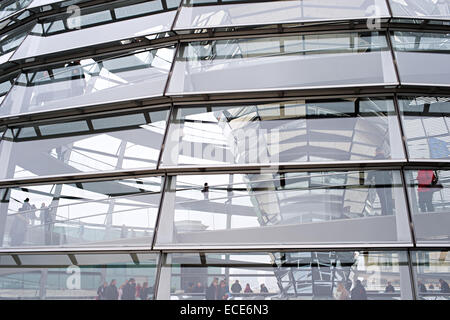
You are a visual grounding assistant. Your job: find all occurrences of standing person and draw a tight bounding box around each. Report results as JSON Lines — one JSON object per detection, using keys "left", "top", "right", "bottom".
{"left": 351, "top": 280, "right": 368, "bottom": 300}
{"left": 367, "top": 148, "right": 393, "bottom": 215}
{"left": 218, "top": 280, "right": 229, "bottom": 300}
{"left": 231, "top": 280, "right": 242, "bottom": 293}
{"left": 192, "top": 281, "right": 205, "bottom": 294}
{"left": 40, "top": 203, "right": 54, "bottom": 245}
{"left": 136, "top": 283, "right": 142, "bottom": 299}
{"left": 118, "top": 280, "right": 128, "bottom": 300}
{"left": 97, "top": 282, "right": 108, "bottom": 300}
{"left": 29, "top": 204, "right": 38, "bottom": 226}
{"left": 10, "top": 199, "right": 32, "bottom": 246}
{"left": 104, "top": 279, "right": 119, "bottom": 300}
{"left": 334, "top": 282, "right": 350, "bottom": 300}
{"left": 417, "top": 170, "right": 436, "bottom": 212}
{"left": 206, "top": 278, "right": 219, "bottom": 300}
{"left": 140, "top": 282, "right": 149, "bottom": 300}
{"left": 122, "top": 278, "right": 137, "bottom": 300}
{"left": 260, "top": 283, "right": 269, "bottom": 293}
{"left": 202, "top": 183, "right": 209, "bottom": 200}
{"left": 439, "top": 279, "right": 450, "bottom": 293}
{"left": 244, "top": 283, "right": 253, "bottom": 294}
{"left": 418, "top": 281, "right": 427, "bottom": 293}
{"left": 385, "top": 281, "right": 395, "bottom": 293}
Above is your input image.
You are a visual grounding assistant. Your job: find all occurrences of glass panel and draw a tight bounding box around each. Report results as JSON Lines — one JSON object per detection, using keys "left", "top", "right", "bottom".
{"left": 167, "top": 32, "right": 397, "bottom": 95}
{"left": 114, "top": 1, "right": 164, "bottom": 19}
{"left": 11, "top": 2, "right": 176, "bottom": 62}
{"left": 176, "top": 0, "right": 389, "bottom": 30}
{"left": 161, "top": 98, "right": 404, "bottom": 167}
{"left": 392, "top": 32, "right": 450, "bottom": 86}
{"left": 0, "top": 0, "right": 33, "bottom": 20}
{"left": 0, "top": 253, "right": 158, "bottom": 300}
{"left": 398, "top": 96, "right": 450, "bottom": 160}
{"left": 405, "top": 170, "right": 450, "bottom": 244}
{"left": 1, "top": 48, "right": 175, "bottom": 117}
{"left": 0, "top": 176, "right": 162, "bottom": 248}
{"left": 412, "top": 250, "right": 450, "bottom": 300}
{"left": 159, "top": 251, "right": 412, "bottom": 300}
{"left": 155, "top": 171, "right": 411, "bottom": 248}
{"left": 0, "top": 108, "right": 168, "bottom": 179}
{"left": 389, "top": 0, "right": 450, "bottom": 20}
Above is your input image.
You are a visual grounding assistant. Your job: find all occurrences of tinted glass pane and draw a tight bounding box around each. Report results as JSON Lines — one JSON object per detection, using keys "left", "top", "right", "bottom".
{"left": 0, "top": 0, "right": 33, "bottom": 20}
{"left": 1, "top": 48, "right": 174, "bottom": 117}
{"left": 162, "top": 98, "right": 404, "bottom": 167}
{"left": 389, "top": 0, "right": 450, "bottom": 20}
{"left": 155, "top": 171, "right": 411, "bottom": 248}
{"left": 0, "top": 176, "right": 162, "bottom": 248}
{"left": 11, "top": 1, "right": 177, "bottom": 61}
{"left": 405, "top": 170, "right": 450, "bottom": 244}
{"left": 0, "top": 109, "right": 168, "bottom": 179}
{"left": 0, "top": 253, "right": 158, "bottom": 300}
{"left": 158, "top": 251, "right": 412, "bottom": 300}
{"left": 167, "top": 32, "right": 397, "bottom": 94}
{"left": 176, "top": 0, "right": 389, "bottom": 30}
{"left": 412, "top": 250, "right": 450, "bottom": 300}
{"left": 392, "top": 32, "right": 450, "bottom": 86}
{"left": 399, "top": 96, "right": 450, "bottom": 159}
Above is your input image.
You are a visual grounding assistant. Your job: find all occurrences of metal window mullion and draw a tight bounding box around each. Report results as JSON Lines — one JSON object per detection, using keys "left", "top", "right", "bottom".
{"left": 151, "top": 173, "right": 168, "bottom": 250}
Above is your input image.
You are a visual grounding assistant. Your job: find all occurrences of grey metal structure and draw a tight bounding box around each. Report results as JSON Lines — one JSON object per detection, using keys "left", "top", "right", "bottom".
{"left": 0, "top": 0, "right": 447, "bottom": 300}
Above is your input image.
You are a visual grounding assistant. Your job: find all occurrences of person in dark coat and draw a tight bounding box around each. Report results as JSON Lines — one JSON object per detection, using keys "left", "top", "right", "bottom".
{"left": 385, "top": 281, "right": 395, "bottom": 293}
{"left": 192, "top": 282, "right": 205, "bottom": 294}
{"left": 218, "top": 280, "right": 229, "bottom": 300}
{"left": 122, "top": 278, "right": 137, "bottom": 300}
{"left": 418, "top": 281, "right": 427, "bottom": 293}
{"left": 351, "top": 280, "right": 368, "bottom": 300}
{"left": 104, "top": 279, "right": 119, "bottom": 300}
{"left": 231, "top": 280, "right": 242, "bottom": 293}
{"left": 260, "top": 283, "right": 269, "bottom": 293}
{"left": 97, "top": 282, "right": 108, "bottom": 300}
{"left": 439, "top": 279, "right": 450, "bottom": 293}
{"left": 206, "top": 278, "right": 218, "bottom": 300}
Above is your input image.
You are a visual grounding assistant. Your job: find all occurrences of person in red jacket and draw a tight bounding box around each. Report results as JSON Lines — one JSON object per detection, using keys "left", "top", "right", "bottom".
{"left": 417, "top": 170, "right": 436, "bottom": 212}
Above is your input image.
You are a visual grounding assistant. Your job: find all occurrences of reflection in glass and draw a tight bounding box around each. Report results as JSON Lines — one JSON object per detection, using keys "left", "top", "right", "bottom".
{"left": 0, "top": 176, "right": 162, "bottom": 248}
{"left": 158, "top": 251, "right": 412, "bottom": 300}
{"left": 389, "top": 0, "right": 450, "bottom": 20}
{"left": 155, "top": 171, "right": 411, "bottom": 248}
{"left": 0, "top": 108, "right": 168, "bottom": 179}
{"left": 412, "top": 250, "right": 450, "bottom": 300}
{"left": 162, "top": 98, "right": 404, "bottom": 166}
{"left": 0, "top": 253, "right": 158, "bottom": 300}
{"left": 392, "top": 32, "right": 450, "bottom": 86}
{"left": 399, "top": 96, "right": 450, "bottom": 160}
{"left": 167, "top": 32, "right": 397, "bottom": 94}
{"left": 11, "top": 0, "right": 180, "bottom": 61}
{"left": 0, "top": 0, "right": 32, "bottom": 20}
{"left": 405, "top": 170, "right": 450, "bottom": 244}
{"left": 175, "top": 0, "right": 389, "bottom": 30}
{"left": 30, "top": 0, "right": 179, "bottom": 36}
{"left": 1, "top": 47, "right": 174, "bottom": 117}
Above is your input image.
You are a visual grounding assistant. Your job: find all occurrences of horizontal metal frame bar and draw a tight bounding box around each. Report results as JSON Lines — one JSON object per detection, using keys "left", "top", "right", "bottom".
{"left": 2, "top": 160, "right": 450, "bottom": 188}
{"left": 2, "top": 86, "right": 449, "bottom": 127}
{"left": 153, "top": 243, "right": 415, "bottom": 252}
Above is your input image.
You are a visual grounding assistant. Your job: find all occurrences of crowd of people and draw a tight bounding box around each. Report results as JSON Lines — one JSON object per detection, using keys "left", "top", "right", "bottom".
{"left": 417, "top": 279, "right": 450, "bottom": 294}
{"left": 183, "top": 279, "right": 270, "bottom": 300}
{"left": 10, "top": 198, "right": 56, "bottom": 246}
{"left": 96, "top": 278, "right": 154, "bottom": 300}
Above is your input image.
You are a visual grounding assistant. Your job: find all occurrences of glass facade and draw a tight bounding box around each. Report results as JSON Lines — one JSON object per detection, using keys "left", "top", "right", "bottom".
{"left": 0, "top": 0, "right": 447, "bottom": 301}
